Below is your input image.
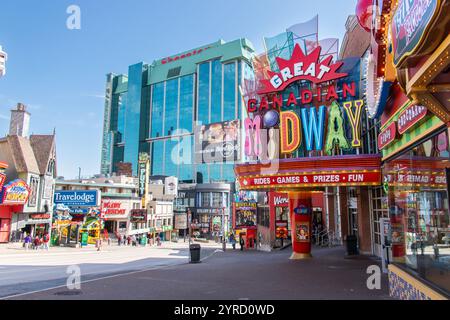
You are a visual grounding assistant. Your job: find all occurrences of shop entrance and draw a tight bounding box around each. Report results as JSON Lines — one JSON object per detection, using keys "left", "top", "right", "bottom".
{"left": 0, "top": 218, "right": 10, "bottom": 243}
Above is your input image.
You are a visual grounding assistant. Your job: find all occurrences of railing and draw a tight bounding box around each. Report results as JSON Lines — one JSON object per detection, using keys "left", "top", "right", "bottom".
{"left": 314, "top": 229, "right": 341, "bottom": 247}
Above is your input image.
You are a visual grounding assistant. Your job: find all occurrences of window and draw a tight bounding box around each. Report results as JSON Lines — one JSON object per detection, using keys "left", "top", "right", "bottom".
{"left": 167, "top": 66, "right": 181, "bottom": 78}
{"left": 119, "top": 222, "right": 127, "bottom": 229}
{"left": 164, "top": 78, "right": 178, "bottom": 136}
{"left": 257, "top": 206, "right": 270, "bottom": 228}
{"left": 179, "top": 75, "right": 194, "bottom": 132}
{"left": 370, "top": 186, "right": 388, "bottom": 256}
{"left": 28, "top": 176, "right": 39, "bottom": 207}
{"left": 151, "top": 82, "right": 164, "bottom": 138}
{"left": 197, "top": 62, "right": 210, "bottom": 125}
{"left": 47, "top": 159, "right": 55, "bottom": 176}
{"left": 211, "top": 59, "right": 222, "bottom": 123}
{"left": 223, "top": 62, "right": 236, "bottom": 121}
{"left": 384, "top": 129, "right": 450, "bottom": 292}
{"left": 212, "top": 192, "right": 222, "bottom": 207}
{"left": 151, "top": 140, "right": 164, "bottom": 175}
{"left": 201, "top": 192, "right": 211, "bottom": 207}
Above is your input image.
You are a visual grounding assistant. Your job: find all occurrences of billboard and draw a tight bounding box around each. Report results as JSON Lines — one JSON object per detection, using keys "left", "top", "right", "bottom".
{"left": 165, "top": 176, "right": 178, "bottom": 196}
{"left": 54, "top": 190, "right": 100, "bottom": 207}
{"left": 0, "top": 179, "right": 31, "bottom": 205}
{"left": 138, "top": 152, "right": 150, "bottom": 199}
{"left": 174, "top": 213, "right": 187, "bottom": 230}
{"left": 234, "top": 202, "right": 257, "bottom": 228}
{"left": 194, "top": 120, "right": 240, "bottom": 164}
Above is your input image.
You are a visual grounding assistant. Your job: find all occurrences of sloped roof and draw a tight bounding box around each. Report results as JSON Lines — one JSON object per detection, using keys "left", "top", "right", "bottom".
{"left": 30, "top": 134, "right": 56, "bottom": 175}
{"left": 6, "top": 135, "right": 40, "bottom": 173}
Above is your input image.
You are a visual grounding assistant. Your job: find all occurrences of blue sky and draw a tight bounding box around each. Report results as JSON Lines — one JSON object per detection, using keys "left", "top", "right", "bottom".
{"left": 0, "top": 0, "right": 357, "bottom": 179}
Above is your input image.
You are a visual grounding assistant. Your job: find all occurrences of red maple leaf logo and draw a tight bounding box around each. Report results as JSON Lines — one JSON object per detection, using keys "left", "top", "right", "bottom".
{"left": 257, "top": 44, "right": 347, "bottom": 94}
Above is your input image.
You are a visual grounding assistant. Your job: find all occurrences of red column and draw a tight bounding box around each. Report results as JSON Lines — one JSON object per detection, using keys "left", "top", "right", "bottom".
{"left": 289, "top": 192, "right": 312, "bottom": 259}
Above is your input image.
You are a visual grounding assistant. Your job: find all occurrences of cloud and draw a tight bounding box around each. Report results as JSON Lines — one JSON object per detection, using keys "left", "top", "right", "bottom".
{"left": 82, "top": 93, "right": 105, "bottom": 99}
{"left": 0, "top": 113, "right": 8, "bottom": 120}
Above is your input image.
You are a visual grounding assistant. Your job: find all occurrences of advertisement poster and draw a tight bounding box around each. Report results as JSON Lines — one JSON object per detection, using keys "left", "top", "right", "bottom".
{"left": 194, "top": 120, "right": 240, "bottom": 164}
{"left": 235, "top": 202, "right": 257, "bottom": 228}
{"left": 0, "top": 179, "right": 31, "bottom": 205}
{"left": 275, "top": 220, "right": 288, "bottom": 239}
{"left": 212, "top": 216, "right": 222, "bottom": 232}
{"left": 174, "top": 213, "right": 188, "bottom": 230}
{"left": 295, "top": 222, "right": 310, "bottom": 242}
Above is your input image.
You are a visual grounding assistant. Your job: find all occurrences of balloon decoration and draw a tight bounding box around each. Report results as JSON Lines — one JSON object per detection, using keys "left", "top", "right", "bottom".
{"left": 355, "top": 0, "right": 373, "bottom": 32}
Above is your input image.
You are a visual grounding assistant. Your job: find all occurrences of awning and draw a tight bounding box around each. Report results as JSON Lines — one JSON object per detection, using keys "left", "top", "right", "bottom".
{"left": 235, "top": 154, "right": 382, "bottom": 190}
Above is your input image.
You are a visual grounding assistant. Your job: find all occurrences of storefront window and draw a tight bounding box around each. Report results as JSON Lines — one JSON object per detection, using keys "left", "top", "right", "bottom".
{"left": 201, "top": 192, "right": 211, "bottom": 207}
{"left": 384, "top": 129, "right": 450, "bottom": 292}
{"left": 212, "top": 192, "right": 222, "bottom": 207}
{"left": 28, "top": 176, "right": 39, "bottom": 207}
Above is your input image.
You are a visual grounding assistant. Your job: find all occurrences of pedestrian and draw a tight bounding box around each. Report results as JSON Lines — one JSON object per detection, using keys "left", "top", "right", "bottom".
{"left": 156, "top": 235, "right": 161, "bottom": 246}
{"left": 24, "top": 233, "right": 32, "bottom": 250}
{"left": 42, "top": 232, "right": 50, "bottom": 251}
{"left": 118, "top": 234, "right": 122, "bottom": 246}
{"left": 132, "top": 235, "right": 137, "bottom": 246}
{"left": 231, "top": 234, "right": 236, "bottom": 250}
{"left": 123, "top": 235, "right": 127, "bottom": 246}
{"left": 239, "top": 234, "right": 244, "bottom": 251}
{"left": 33, "top": 235, "right": 40, "bottom": 250}
{"left": 127, "top": 235, "right": 131, "bottom": 246}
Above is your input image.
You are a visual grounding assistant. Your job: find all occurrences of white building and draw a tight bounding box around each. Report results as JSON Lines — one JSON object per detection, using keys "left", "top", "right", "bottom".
{"left": 0, "top": 103, "right": 57, "bottom": 241}
{"left": 0, "top": 46, "right": 7, "bottom": 77}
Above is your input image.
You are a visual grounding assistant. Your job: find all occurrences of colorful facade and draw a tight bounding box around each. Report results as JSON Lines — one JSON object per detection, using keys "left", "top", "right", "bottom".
{"left": 356, "top": 0, "right": 449, "bottom": 299}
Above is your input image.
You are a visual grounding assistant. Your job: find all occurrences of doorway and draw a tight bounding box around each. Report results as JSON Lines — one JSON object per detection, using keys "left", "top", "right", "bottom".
{"left": 0, "top": 218, "right": 11, "bottom": 243}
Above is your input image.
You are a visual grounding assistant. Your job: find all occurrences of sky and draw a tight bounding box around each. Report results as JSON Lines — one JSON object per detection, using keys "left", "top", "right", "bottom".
{"left": 0, "top": 0, "right": 357, "bottom": 179}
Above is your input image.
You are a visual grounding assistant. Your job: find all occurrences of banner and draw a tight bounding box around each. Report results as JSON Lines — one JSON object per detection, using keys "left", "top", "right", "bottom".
{"left": 138, "top": 152, "right": 150, "bottom": 207}
{"left": 239, "top": 171, "right": 381, "bottom": 189}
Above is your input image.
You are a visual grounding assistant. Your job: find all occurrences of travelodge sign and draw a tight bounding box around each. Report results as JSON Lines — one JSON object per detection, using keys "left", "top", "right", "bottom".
{"left": 0, "top": 179, "right": 31, "bottom": 205}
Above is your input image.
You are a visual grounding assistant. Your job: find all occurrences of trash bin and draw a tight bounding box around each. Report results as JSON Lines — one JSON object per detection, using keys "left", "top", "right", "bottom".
{"left": 344, "top": 235, "right": 358, "bottom": 255}
{"left": 189, "top": 244, "right": 201, "bottom": 263}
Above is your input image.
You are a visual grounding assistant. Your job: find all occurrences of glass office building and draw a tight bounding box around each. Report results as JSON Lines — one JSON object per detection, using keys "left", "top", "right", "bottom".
{"left": 101, "top": 39, "right": 255, "bottom": 182}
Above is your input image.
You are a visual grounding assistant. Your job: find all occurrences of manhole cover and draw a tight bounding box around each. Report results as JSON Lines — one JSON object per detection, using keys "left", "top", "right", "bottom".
{"left": 54, "top": 290, "right": 82, "bottom": 296}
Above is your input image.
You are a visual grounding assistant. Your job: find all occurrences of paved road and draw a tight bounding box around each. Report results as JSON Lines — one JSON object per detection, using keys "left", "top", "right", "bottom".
{"left": 5, "top": 246, "right": 392, "bottom": 300}
{"left": 0, "top": 242, "right": 220, "bottom": 298}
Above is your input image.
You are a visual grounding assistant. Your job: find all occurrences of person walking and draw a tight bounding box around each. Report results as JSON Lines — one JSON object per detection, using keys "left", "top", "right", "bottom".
{"left": 24, "top": 233, "right": 32, "bottom": 250}
{"left": 239, "top": 234, "right": 245, "bottom": 251}
{"left": 231, "top": 234, "right": 236, "bottom": 250}
{"left": 33, "top": 235, "right": 41, "bottom": 250}
{"left": 42, "top": 232, "right": 50, "bottom": 251}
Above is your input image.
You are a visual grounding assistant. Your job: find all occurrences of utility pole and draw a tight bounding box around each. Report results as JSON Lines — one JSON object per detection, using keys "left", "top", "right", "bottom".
{"left": 78, "top": 167, "right": 81, "bottom": 181}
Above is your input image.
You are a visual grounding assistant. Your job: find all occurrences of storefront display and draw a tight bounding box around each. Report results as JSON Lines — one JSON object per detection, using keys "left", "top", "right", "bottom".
{"left": 384, "top": 129, "right": 449, "bottom": 294}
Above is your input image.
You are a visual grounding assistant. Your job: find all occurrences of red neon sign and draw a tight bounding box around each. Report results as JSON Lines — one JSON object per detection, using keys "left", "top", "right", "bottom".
{"left": 257, "top": 44, "right": 348, "bottom": 94}
{"left": 378, "top": 122, "right": 397, "bottom": 150}
{"left": 161, "top": 46, "right": 211, "bottom": 65}
{"left": 397, "top": 105, "right": 427, "bottom": 134}
{"left": 239, "top": 171, "right": 381, "bottom": 188}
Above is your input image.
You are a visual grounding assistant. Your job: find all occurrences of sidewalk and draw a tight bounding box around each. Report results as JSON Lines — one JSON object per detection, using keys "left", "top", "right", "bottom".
{"left": 0, "top": 239, "right": 230, "bottom": 256}
{"left": 9, "top": 245, "right": 391, "bottom": 300}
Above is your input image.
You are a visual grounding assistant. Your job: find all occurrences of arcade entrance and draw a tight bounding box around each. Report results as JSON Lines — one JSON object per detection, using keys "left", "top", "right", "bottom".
{"left": 235, "top": 154, "right": 382, "bottom": 259}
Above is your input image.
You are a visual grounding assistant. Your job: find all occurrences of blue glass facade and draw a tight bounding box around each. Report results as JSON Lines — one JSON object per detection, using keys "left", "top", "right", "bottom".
{"left": 123, "top": 63, "right": 143, "bottom": 175}
{"left": 102, "top": 39, "right": 255, "bottom": 182}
